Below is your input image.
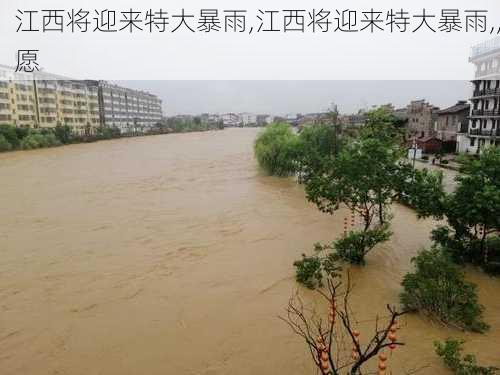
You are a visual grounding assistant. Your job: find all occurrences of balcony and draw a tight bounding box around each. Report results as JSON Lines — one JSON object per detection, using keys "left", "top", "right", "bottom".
{"left": 474, "top": 67, "right": 500, "bottom": 79}
{"left": 458, "top": 124, "right": 469, "bottom": 134}
{"left": 472, "top": 88, "right": 500, "bottom": 98}
{"left": 470, "top": 109, "right": 500, "bottom": 117}
{"left": 469, "top": 128, "right": 500, "bottom": 137}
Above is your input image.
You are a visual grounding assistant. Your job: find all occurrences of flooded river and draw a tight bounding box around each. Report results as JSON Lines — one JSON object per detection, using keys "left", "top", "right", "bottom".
{"left": 0, "top": 128, "right": 498, "bottom": 375}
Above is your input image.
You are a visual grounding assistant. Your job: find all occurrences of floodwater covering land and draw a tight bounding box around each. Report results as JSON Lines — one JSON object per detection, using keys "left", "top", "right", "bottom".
{"left": 0, "top": 128, "right": 498, "bottom": 374}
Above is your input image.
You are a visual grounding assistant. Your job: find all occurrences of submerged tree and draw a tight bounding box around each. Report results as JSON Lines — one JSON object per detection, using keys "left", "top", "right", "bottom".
{"left": 282, "top": 272, "right": 411, "bottom": 375}
{"left": 445, "top": 148, "right": 500, "bottom": 265}
{"left": 254, "top": 123, "right": 299, "bottom": 177}
{"left": 400, "top": 247, "right": 488, "bottom": 333}
{"left": 304, "top": 132, "right": 403, "bottom": 264}
{"left": 435, "top": 339, "right": 499, "bottom": 375}
{"left": 295, "top": 123, "right": 341, "bottom": 184}
{"left": 415, "top": 147, "right": 500, "bottom": 273}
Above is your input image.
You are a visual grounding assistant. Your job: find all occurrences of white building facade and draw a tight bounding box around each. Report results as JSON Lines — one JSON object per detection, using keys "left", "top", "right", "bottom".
{"left": 457, "top": 38, "right": 500, "bottom": 153}
{"left": 99, "top": 82, "right": 163, "bottom": 134}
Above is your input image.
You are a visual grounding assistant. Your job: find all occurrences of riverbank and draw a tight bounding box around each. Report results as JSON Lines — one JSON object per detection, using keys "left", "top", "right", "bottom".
{"left": 0, "top": 123, "right": 225, "bottom": 154}
{"left": 0, "top": 128, "right": 498, "bottom": 375}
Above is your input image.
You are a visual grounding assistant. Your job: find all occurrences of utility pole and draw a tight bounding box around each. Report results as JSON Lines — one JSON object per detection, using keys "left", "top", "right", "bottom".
{"left": 328, "top": 102, "right": 340, "bottom": 156}
{"left": 412, "top": 136, "right": 417, "bottom": 169}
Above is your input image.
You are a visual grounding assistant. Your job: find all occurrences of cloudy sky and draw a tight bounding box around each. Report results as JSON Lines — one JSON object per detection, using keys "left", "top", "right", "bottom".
{"left": 2, "top": 0, "right": 498, "bottom": 80}
{"left": 118, "top": 80, "right": 471, "bottom": 115}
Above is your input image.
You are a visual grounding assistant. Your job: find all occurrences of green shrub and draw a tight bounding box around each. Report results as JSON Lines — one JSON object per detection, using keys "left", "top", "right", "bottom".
{"left": 435, "top": 339, "right": 498, "bottom": 374}
{"left": 295, "top": 124, "right": 341, "bottom": 182}
{"left": 20, "top": 134, "right": 40, "bottom": 149}
{"left": 293, "top": 253, "right": 323, "bottom": 289}
{"left": 441, "top": 159, "right": 449, "bottom": 165}
{"left": 14, "top": 126, "right": 29, "bottom": 141}
{"left": 0, "top": 124, "right": 21, "bottom": 148}
{"left": 293, "top": 243, "right": 341, "bottom": 289}
{"left": 43, "top": 133, "right": 61, "bottom": 147}
{"left": 0, "top": 134, "right": 12, "bottom": 152}
{"left": 54, "top": 125, "right": 72, "bottom": 144}
{"left": 400, "top": 248, "right": 488, "bottom": 332}
{"left": 254, "top": 123, "right": 299, "bottom": 176}
{"left": 432, "top": 227, "right": 500, "bottom": 275}
{"left": 32, "top": 134, "right": 47, "bottom": 148}
{"left": 20, "top": 132, "right": 61, "bottom": 149}
{"left": 333, "top": 224, "right": 392, "bottom": 265}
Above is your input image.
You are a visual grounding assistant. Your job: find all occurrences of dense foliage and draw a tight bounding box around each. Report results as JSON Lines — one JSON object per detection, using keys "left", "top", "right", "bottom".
{"left": 0, "top": 117, "right": 225, "bottom": 153}
{"left": 161, "top": 116, "right": 224, "bottom": 133}
{"left": 334, "top": 224, "right": 392, "bottom": 265}
{"left": 254, "top": 123, "right": 299, "bottom": 176}
{"left": 295, "top": 123, "right": 341, "bottom": 182}
{"left": 0, "top": 124, "right": 125, "bottom": 152}
{"left": 0, "top": 134, "right": 12, "bottom": 151}
{"left": 20, "top": 132, "right": 61, "bottom": 149}
{"left": 400, "top": 248, "right": 488, "bottom": 332}
{"left": 293, "top": 243, "right": 341, "bottom": 289}
{"left": 435, "top": 339, "right": 498, "bottom": 374}
{"left": 415, "top": 147, "right": 500, "bottom": 273}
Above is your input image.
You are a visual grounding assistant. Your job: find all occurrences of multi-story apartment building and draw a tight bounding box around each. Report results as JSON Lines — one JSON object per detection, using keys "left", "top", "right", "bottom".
{"left": 239, "top": 113, "right": 257, "bottom": 126}
{"left": 33, "top": 74, "right": 101, "bottom": 134}
{"left": 221, "top": 113, "right": 241, "bottom": 127}
{"left": 0, "top": 66, "right": 38, "bottom": 127}
{"left": 436, "top": 101, "right": 470, "bottom": 143}
{"left": 406, "top": 100, "right": 440, "bottom": 139}
{"left": 457, "top": 37, "right": 500, "bottom": 153}
{"left": 0, "top": 65, "right": 163, "bottom": 135}
{"left": 99, "top": 82, "right": 163, "bottom": 134}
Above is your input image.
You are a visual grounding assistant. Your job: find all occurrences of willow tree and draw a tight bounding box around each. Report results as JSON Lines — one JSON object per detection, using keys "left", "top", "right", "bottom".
{"left": 254, "top": 123, "right": 299, "bottom": 177}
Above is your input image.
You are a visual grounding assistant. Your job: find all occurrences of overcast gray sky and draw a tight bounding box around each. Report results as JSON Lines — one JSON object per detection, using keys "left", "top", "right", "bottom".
{"left": 117, "top": 80, "right": 471, "bottom": 116}
{"left": 3, "top": 1, "right": 497, "bottom": 81}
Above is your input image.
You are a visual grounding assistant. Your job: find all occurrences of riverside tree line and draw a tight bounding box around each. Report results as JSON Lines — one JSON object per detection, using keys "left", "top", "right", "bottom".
{"left": 254, "top": 108, "right": 500, "bottom": 375}
{"left": 0, "top": 117, "right": 224, "bottom": 153}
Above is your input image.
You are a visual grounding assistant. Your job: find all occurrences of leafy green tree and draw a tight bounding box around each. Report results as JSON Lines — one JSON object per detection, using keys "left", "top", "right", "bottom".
{"left": 362, "top": 107, "right": 406, "bottom": 145}
{"left": 54, "top": 125, "right": 72, "bottom": 144}
{"left": 302, "top": 108, "right": 423, "bottom": 265}
{"left": 400, "top": 247, "right": 488, "bottom": 333}
{"left": 447, "top": 148, "right": 500, "bottom": 261}
{"left": 422, "top": 147, "right": 500, "bottom": 271}
{"left": 397, "top": 164, "right": 446, "bottom": 218}
{"left": 293, "top": 243, "right": 342, "bottom": 289}
{"left": 254, "top": 123, "right": 299, "bottom": 177}
{"left": 295, "top": 123, "right": 340, "bottom": 183}
{"left": 0, "top": 134, "right": 12, "bottom": 152}
{"left": 435, "top": 339, "right": 498, "bottom": 374}
{"left": 333, "top": 224, "right": 392, "bottom": 265}
{"left": 306, "top": 135, "right": 403, "bottom": 231}
{"left": 14, "top": 126, "right": 30, "bottom": 141}
{"left": 0, "top": 124, "right": 21, "bottom": 149}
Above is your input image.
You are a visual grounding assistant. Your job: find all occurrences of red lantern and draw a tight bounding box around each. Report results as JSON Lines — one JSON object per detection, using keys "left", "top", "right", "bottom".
{"left": 321, "top": 360, "right": 329, "bottom": 371}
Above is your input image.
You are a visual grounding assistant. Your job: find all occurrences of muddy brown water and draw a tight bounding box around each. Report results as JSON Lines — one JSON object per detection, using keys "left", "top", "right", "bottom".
{"left": 0, "top": 128, "right": 498, "bottom": 375}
